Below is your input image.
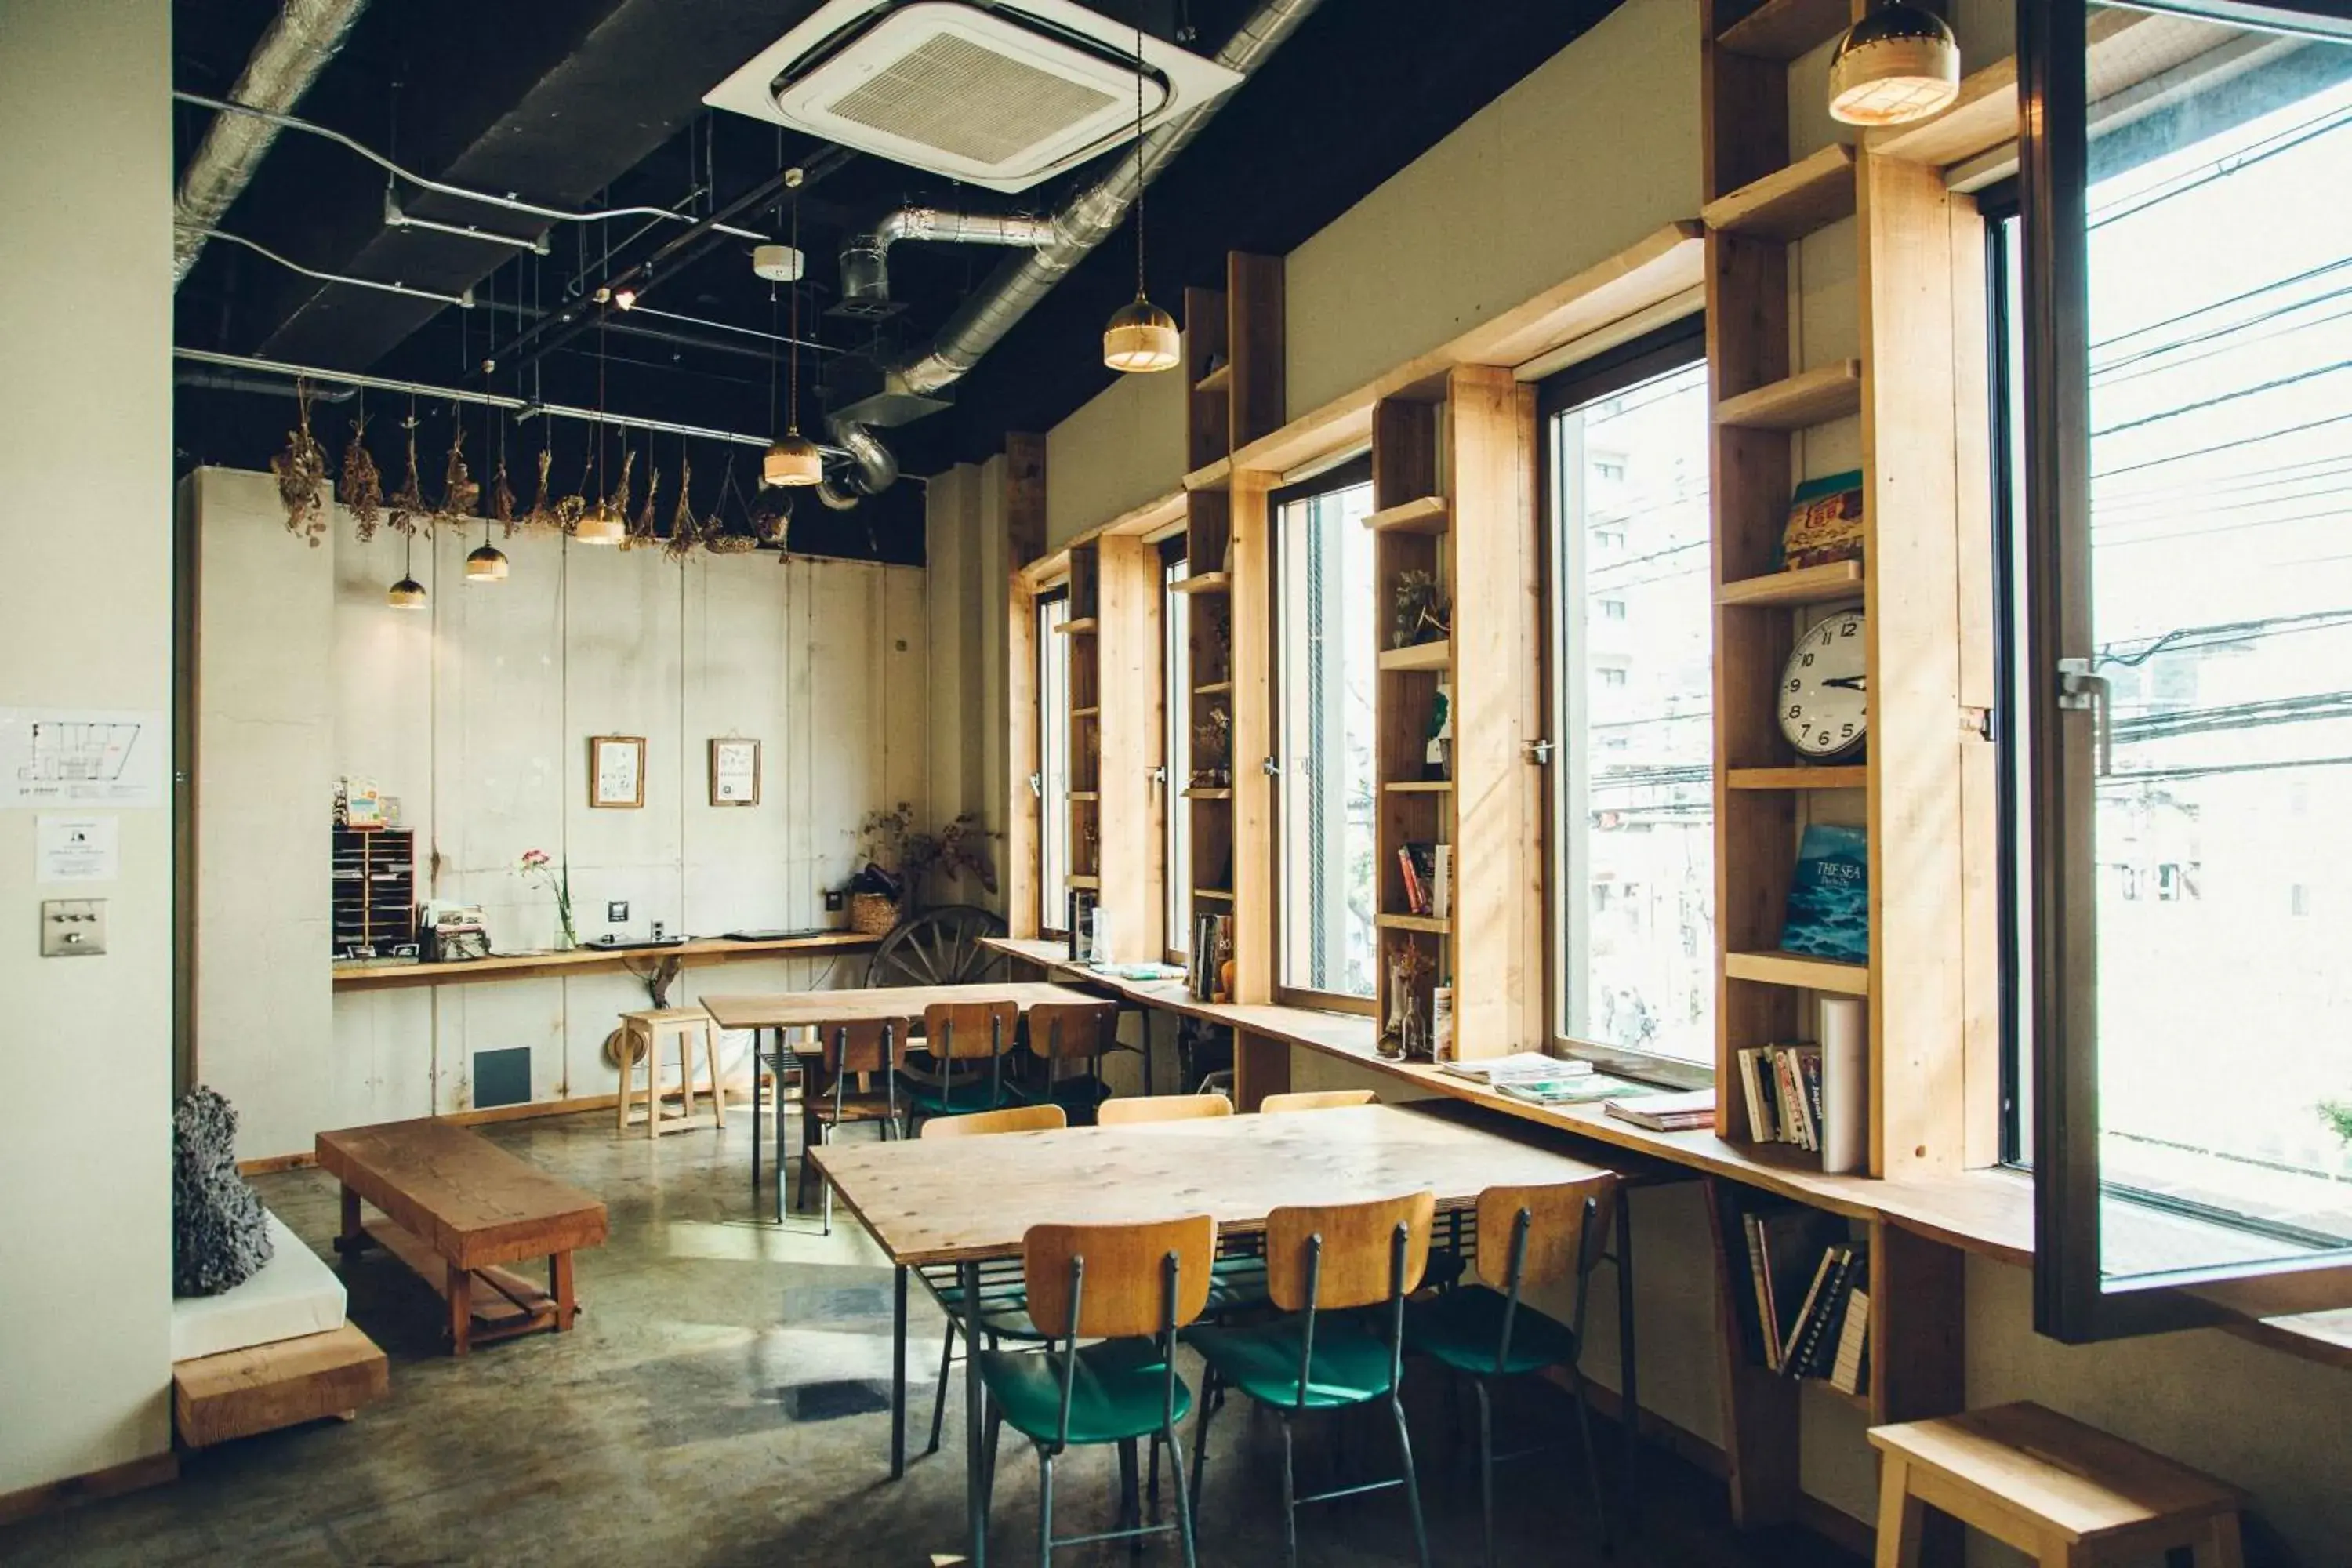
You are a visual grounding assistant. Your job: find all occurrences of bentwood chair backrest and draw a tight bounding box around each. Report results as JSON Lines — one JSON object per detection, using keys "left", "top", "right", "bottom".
{"left": 1258, "top": 1089, "right": 1376, "bottom": 1115}
{"left": 922, "top": 1000, "right": 1021, "bottom": 1061}
{"left": 1265, "top": 1191, "right": 1436, "bottom": 1315}
{"left": 1096, "top": 1092, "right": 1234, "bottom": 1127}
{"left": 1022, "top": 1215, "right": 1217, "bottom": 1341}
{"left": 1475, "top": 1178, "right": 1617, "bottom": 1295}
{"left": 920, "top": 1103, "right": 1068, "bottom": 1139}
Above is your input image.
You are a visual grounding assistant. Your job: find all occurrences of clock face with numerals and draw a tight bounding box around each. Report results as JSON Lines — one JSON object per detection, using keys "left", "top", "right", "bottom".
{"left": 1780, "top": 609, "right": 1867, "bottom": 758}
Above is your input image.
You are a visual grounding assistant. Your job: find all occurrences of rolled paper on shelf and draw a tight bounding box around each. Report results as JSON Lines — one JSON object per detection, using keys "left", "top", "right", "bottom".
{"left": 1820, "top": 996, "right": 1867, "bottom": 1176}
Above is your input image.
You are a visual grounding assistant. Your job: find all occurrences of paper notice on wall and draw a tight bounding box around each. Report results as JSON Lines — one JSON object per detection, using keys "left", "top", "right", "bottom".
{"left": 0, "top": 708, "right": 165, "bottom": 808}
{"left": 38, "top": 815, "right": 118, "bottom": 882}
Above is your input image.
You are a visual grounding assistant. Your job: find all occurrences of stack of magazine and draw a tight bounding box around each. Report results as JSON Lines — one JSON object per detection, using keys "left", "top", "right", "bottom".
{"left": 1437, "top": 1054, "right": 1635, "bottom": 1106}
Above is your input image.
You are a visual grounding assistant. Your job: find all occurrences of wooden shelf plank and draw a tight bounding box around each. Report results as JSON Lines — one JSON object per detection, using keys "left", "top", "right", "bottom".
{"left": 1377, "top": 640, "right": 1453, "bottom": 673}
{"left": 1701, "top": 144, "right": 1857, "bottom": 241}
{"left": 1715, "top": 360, "right": 1862, "bottom": 430}
{"left": 1182, "top": 788, "right": 1232, "bottom": 800}
{"left": 1065, "top": 875, "right": 1100, "bottom": 890}
{"left": 1715, "top": 0, "right": 1850, "bottom": 60}
{"left": 1056, "top": 616, "right": 1099, "bottom": 635}
{"left": 1192, "top": 680, "right": 1233, "bottom": 695}
{"left": 1184, "top": 456, "right": 1234, "bottom": 492}
{"left": 1726, "top": 765, "right": 1867, "bottom": 791}
{"left": 1383, "top": 779, "right": 1454, "bottom": 793}
{"left": 1363, "top": 495, "right": 1450, "bottom": 534}
{"left": 1724, "top": 950, "right": 1871, "bottom": 996}
{"left": 1174, "top": 572, "right": 1231, "bottom": 596}
{"left": 1069, "top": 791, "right": 1099, "bottom": 803}
{"left": 1194, "top": 362, "right": 1232, "bottom": 396}
{"left": 1071, "top": 706, "right": 1100, "bottom": 718}
{"left": 1716, "top": 560, "right": 1864, "bottom": 608}
{"left": 1377, "top": 913, "right": 1451, "bottom": 934}
{"left": 1192, "top": 887, "right": 1235, "bottom": 901}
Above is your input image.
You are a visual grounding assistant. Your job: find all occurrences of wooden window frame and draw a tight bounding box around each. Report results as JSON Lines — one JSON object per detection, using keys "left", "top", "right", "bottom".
{"left": 1036, "top": 586, "right": 1073, "bottom": 940}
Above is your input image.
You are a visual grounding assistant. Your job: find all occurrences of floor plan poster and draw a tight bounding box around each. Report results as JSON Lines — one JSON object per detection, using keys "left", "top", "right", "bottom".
{"left": 0, "top": 708, "right": 165, "bottom": 808}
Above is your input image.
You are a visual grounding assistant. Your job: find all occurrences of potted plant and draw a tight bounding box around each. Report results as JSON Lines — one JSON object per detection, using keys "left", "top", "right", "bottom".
{"left": 848, "top": 805, "right": 1002, "bottom": 933}
{"left": 517, "top": 848, "right": 576, "bottom": 950}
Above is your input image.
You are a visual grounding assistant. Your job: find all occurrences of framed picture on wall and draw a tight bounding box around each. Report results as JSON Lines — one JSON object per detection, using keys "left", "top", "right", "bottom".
{"left": 589, "top": 735, "right": 646, "bottom": 809}
{"left": 708, "top": 737, "right": 760, "bottom": 807}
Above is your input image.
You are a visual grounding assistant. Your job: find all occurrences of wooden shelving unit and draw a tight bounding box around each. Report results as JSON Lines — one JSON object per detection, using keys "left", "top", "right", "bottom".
{"left": 332, "top": 826, "right": 416, "bottom": 959}
{"left": 1714, "top": 359, "right": 1864, "bottom": 430}
{"left": 1716, "top": 560, "right": 1864, "bottom": 607}
{"left": 1700, "top": 143, "right": 1857, "bottom": 241}
{"left": 1064, "top": 544, "right": 1103, "bottom": 938}
{"left": 1363, "top": 495, "right": 1449, "bottom": 534}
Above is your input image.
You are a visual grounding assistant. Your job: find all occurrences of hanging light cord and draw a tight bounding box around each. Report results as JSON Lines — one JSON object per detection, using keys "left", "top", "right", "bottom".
{"left": 1134, "top": 20, "right": 1148, "bottom": 300}
{"left": 786, "top": 194, "right": 804, "bottom": 437}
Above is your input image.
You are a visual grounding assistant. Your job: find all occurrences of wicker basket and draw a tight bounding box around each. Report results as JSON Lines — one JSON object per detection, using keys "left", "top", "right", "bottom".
{"left": 847, "top": 892, "right": 901, "bottom": 936}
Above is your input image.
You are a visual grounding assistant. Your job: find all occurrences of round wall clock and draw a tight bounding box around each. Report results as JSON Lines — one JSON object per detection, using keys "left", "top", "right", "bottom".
{"left": 1779, "top": 608, "right": 1867, "bottom": 758}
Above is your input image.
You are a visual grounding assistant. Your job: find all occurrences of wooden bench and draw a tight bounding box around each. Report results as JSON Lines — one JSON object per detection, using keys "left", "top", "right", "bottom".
{"left": 174, "top": 1324, "right": 387, "bottom": 1447}
{"left": 318, "top": 1119, "right": 609, "bottom": 1356}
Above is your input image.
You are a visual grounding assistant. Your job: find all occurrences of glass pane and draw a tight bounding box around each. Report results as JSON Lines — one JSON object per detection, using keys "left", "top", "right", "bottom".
{"left": 1039, "top": 595, "right": 1070, "bottom": 929}
{"left": 1276, "top": 479, "right": 1377, "bottom": 999}
{"left": 2081, "top": 16, "right": 2352, "bottom": 1276}
{"left": 1550, "top": 360, "right": 1716, "bottom": 1063}
{"left": 1166, "top": 560, "right": 1192, "bottom": 955}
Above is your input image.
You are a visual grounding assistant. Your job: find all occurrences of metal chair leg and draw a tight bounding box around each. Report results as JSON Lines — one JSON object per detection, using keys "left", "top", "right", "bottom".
{"left": 1037, "top": 1446, "right": 1056, "bottom": 1566}
{"left": 819, "top": 1122, "right": 834, "bottom": 1236}
{"left": 1572, "top": 1367, "right": 1613, "bottom": 1556}
{"left": 1189, "top": 1367, "right": 1219, "bottom": 1515}
{"left": 927, "top": 1313, "right": 957, "bottom": 1456}
{"left": 1146, "top": 1430, "right": 1162, "bottom": 1521}
{"left": 1614, "top": 1181, "right": 1639, "bottom": 1534}
{"left": 1391, "top": 1396, "right": 1430, "bottom": 1568}
{"left": 1278, "top": 1414, "right": 1298, "bottom": 1568}
{"left": 1163, "top": 1417, "right": 1199, "bottom": 1568}
{"left": 1118, "top": 1437, "right": 1142, "bottom": 1558}
{"left": 982, "top": 1405, "right": 1004, "bottom": 1532}
{"left": 1474, "top": 1378, "right": 1497, "bottom": 1568}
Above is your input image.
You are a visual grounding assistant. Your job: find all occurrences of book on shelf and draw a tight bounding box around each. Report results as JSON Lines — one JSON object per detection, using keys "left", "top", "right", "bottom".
{"left": 1780, "top": 822, "right": 1868, "bottom": 964}
{"left": 1432, "top": 843, "right": 1451, "bottom": 920}
{"left": 1776, "top": 469, "right": 1864, "bottom": 572}
{"left": 1438, "top": 1052, "right": 1592, "bottom": 1087}
{"left": 1737, "top": 1204, "right": 1847, "bottom": 1373}
{"left": 1828, "top": 1287, "right": 1871, "bottom": 1396}
{"left": 1785, "top": 1242, "right": 1864, "bottom": 1379}
{"left": 1185, "top": 912, "right": 1233, "bottom": 1001}
{"left": 1603, "top": 1087, "right": 1715, "bottom": 1131}
{"left": 1733, "top": 998, "right": 1865, "bottom": 1173}
{"left": 1396, "top": 841, "right": 1442, "bottom": 917}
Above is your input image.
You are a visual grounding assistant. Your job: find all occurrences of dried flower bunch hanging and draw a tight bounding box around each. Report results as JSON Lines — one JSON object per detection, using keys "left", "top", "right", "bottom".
{"left": 437, "top": 418, "right": 480, "bottom": 526}
{"left": 606, "top": 448, "right": 636, "bottom": 523}
{"left": 627, "top": 463, "right": 662, "bottom": 550}
{"left": 271, "top": 380, "right": 331, "bottom": 546}
{"left": 489, "top": 451, "right": 516, "bottom": 534}
{"left": 522, "top": 448, "right": 560, "bottom": 534}
{"left": 663, "top": 455, "right": 699, "bottom": 562}
{"left": 704, "top": 459, "right": 757, "bottom": 554}
{"left": 386, "top": 411, "right": 429, "bottom": 538}
{"left": 340, "top": 411, "right": 383, "bottom": 541}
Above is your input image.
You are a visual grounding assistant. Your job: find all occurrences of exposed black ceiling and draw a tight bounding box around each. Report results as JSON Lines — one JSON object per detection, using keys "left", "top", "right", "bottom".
{"left": 173, "top": 0, "right": 1623, "bottom": 561}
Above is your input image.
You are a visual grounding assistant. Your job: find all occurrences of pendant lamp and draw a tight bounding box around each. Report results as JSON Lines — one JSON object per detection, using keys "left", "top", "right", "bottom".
{"left": 765, "top": 193, "right": 824, "bottom": 486}
{"left": 1104, "top": 21, "right": 1179, "bottom": 374}
{"left": 578, "top": 311, "right": 626, "bottom": 543}
{"left": 388, "top": 532, "right": 426, "bottom": 608}
{"left": 1828, "top": 1, "right": 1960, "bottom": 127}
{"left": 466, "top": 541, "right": 510, "bottom": 580}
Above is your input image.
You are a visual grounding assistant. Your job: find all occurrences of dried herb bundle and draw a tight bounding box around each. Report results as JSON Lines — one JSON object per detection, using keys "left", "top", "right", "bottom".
{"left": 627, "top": 465, "right": 661, "bottom": 550}
{"left": 522, "top": 448, "right": 561, "bottom": 533}
{"left": 662, "top": 456, "right": 699, "bottom": 562}
{"left": 340, "top": 412, "right": 383, "bottom": 541}
{"left": 386, "top": 414, "right": 429, "bottom": 538}
{"left": 489, "top": 455, "right": 517, "bottom": 533}
{"left": 605, "top": 448, "right": 636, "bottom": 522}
{"left": 438, "top": 423, "right": 479, "bottom": 526}
{"left": 270, "top": 382, "right": 330, "bottom": 546}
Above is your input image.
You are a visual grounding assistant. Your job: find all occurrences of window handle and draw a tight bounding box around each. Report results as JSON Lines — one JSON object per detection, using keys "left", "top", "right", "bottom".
{"left": 1526, "top": 738, "right": 1556, "bottom": 765}
{"left": 1028, "top": 771, "right": 1043, "bottom": 797}
{"left": 1261, "top": 755, "right": 1282, "bottom": 777}
{"left": 1149, "top": 764, "right": 1167, "bottom": 789}
{"left": 2057, "top": 658, "right": 2112, "bottom": 777}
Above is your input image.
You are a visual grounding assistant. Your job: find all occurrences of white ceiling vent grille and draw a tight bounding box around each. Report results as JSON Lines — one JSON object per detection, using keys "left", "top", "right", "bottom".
{"left": 705, "top": 0, "right": 1243, "bottom": 193}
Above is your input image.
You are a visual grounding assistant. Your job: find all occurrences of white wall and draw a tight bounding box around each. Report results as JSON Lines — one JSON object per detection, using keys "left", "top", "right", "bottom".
{"left": 0, "top": 0, "right": 175, "bottom": 1501}
{"left": 194, "top": 469, "right": 928, "bottom": 1159}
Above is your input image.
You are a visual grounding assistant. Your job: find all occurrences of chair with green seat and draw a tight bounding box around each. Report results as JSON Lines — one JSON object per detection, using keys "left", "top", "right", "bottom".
{"left": 1023, "top": 1000, "right": 1119, "bottom": 1124}
{"left": 913, "top": 1103, "right": 1068, "bottom": 1458}
{"left": 1403, "top": 1176, "right": 1618, "bottom": 1566}
{"left": 977, "top": 1213, "right": 1215, "bottom": 1566}
{"left": 1185, "top": 1190, "right": 1436, "bottom": 1568}
{"left": 906, "top": 999, "right": 1022, "bottom": 1131}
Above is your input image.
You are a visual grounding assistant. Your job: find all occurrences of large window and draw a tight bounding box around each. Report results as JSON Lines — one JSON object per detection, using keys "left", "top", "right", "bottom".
{"left": 1163, "top": 543, "right": 1191, "bottom": 960}
{"left": 2011, "top": 0, "right": 2352, "bottom": 1337}
{"left": 1273, "top": 459, "right": 1377, "bottom": 1007}
{"left": 1037, "top": 590, "right": 1071, "bottom": 936}
{"left": 1544, "top": 328, "right": 1715, "bottom": 1069}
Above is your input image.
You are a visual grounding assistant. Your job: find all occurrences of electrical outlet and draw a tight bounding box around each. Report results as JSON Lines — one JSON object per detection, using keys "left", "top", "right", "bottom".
{"left": 823, "top": 889, "right": 844, "bottom": 913}
{"left": 607, "top": 900, "right": 629, "bottom": 924}
{"left": 40, "top": 898, "right": 106, "bottom": 957}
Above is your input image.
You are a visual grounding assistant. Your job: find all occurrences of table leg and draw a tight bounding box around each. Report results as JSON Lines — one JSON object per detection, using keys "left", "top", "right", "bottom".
{"left": 891, "top": 1263, "right": 909, "bottom": 1480}
{"left": 550, "top": 1250, "right": 577, "bottom": 1331}
{"left": 775, "top": 1043, "right": 789, "bottom": 1225}
{"left": 962, "top": 1258, "right": 986, "bottom": 1566}
{"left": 751, "top": 1032, "right": 765, "bottom": 1196}
{"left": 447, "top": 1261, "right": 474, "bottom": 1356}
{"left": 1616, "top": 1183, "right": 1639, "bottom": 1527}
{"left": 335, "top": 1183, "right": 363, "bottom": 1258}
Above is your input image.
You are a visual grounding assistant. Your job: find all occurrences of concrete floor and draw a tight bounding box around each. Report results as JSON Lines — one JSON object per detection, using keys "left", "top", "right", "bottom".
{"left": 4, "top": 1112, "right": 1858, "bottom": 1567}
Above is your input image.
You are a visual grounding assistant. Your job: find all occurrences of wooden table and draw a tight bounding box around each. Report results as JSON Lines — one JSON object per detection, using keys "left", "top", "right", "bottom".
{"left": 332, "top": 931, "right": 877, "bottom": 992}
{"left": 318, "top": 1120, "right": 610, "bottom": 1355}
{"left": 702, "top": 982, "right": 1105, "bottom": 1221}
{"left": 810, "top": 1102, "right": 1617, "bottom": 1563}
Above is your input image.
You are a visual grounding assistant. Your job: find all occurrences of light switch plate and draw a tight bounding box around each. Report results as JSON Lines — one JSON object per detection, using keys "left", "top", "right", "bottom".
{"left": 41, "top": 898, "right": 105, "bottom": 957}
{"left": 607, "top": 900, "right": 629, "bottom": 924}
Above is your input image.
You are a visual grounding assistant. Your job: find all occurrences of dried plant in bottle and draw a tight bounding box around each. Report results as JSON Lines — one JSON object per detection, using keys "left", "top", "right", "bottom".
{"left": 340, "top": 412, "right": 383, "bottom": 541}
{"left": 437, "top": 420, "right": 480, "bottom": 527}
{"left": 662, "top": 456, "right": 699, "bottom": 562}
{"left": 270, "top": 381, "right": 330, "bottom": 546}
{"left": 385, "top": 412, "right": 429, "bottom": 539}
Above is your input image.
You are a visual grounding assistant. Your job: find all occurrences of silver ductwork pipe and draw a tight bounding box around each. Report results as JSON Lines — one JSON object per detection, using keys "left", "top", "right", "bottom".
{"left": 173, "top": 0, "right": 371, "bottom": 285}
{"left": 840, "top": 209, "right": 1057, "bottom": 309}
{"left": 818, "top": 0, "right": 1323, "bottom": 506}
{"left": 817, "top": 418, "right": 902, "bottom": 510}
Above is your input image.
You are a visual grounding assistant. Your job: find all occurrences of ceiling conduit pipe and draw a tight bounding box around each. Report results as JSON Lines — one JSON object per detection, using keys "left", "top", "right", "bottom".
{"left": 838, "top": 209, "right": 1058, "bottom": 311}
{"left": 173, "top": 0, "right": 371, "bottom": 286}
{"left": 816, "top": 0, "right": 1323, "bottom": 507}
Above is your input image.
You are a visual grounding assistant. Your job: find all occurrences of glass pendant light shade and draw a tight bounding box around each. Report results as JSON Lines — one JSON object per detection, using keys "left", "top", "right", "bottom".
{"left": 387, "top": 575, "right": 428, "bottom": 609}
{"left": 1103, "top": 295, "right": 1181, "bottom": 373}
{"left": 1828, "top": 2, "right": 1960, "bottom": 126}
{"left": 465, "top": 543, "right": 510, "bottom": 582}
{"left": 574, "top": 501, "right": 626, "bottom": 545}
{"left": 764, "top": 431, "right": 823, "bottom": 488}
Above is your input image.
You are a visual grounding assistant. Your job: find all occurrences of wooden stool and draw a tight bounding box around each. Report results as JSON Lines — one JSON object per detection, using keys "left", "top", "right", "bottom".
{"left": 1870, "top": 1402, "right": 2245, "bottom": 1568}
{"left": 616, "top": 1007, "right": 724, "bottom": 1138}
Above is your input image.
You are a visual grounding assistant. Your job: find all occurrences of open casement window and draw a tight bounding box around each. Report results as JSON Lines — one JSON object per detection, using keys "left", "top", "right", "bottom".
{"left": 1037, "top": 589, "right": 1072, "bottom": 938}
{"left": 1163, "top": 539, "right": 1192, "bottom": 963}
{"left": 1271, "top": 454, "right": 1377, "bottom": 1011}
{"left": 2016, "top": 0, "right": 2352, "bottom": 1340}
{"left": 1539, "top": 320, "right": 1715, "bottom": 1084}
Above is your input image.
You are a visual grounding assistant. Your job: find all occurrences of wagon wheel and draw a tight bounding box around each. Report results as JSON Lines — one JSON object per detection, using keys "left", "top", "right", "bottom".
{"left": 866, "top": 903, "right": 1007, "bottom": 989}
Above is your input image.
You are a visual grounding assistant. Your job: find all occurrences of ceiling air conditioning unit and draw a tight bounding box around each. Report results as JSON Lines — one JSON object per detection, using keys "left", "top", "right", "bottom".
{"left": 705, "top": 0, "right": 1243, "bottom": 193}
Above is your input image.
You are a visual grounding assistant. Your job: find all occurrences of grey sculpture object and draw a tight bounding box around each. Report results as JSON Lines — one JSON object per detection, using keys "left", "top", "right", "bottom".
{"left": 172, "top": 1085, "right": 274, "bottom": 1298}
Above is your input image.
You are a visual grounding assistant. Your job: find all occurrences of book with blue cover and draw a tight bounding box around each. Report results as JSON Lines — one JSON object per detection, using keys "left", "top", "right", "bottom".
{"left": 1780, "top": 824, "right": 1868, "bottom": 964}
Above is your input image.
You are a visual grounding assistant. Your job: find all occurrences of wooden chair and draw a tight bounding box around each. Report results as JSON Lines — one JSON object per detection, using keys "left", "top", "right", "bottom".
{"left": 1869, "top": 1402, "right": 2245, "bottom": 1568}
{"left": 1402, "top": 1177, "right": 1618, "bottom": 1565}
{"left": 615, "top": 1007, "right": 723, "bottom": 1138}
{"left": 1025, "top": 1000, "right": 1120, "bottom": 1123}
{"left": 977, "top": 1215, "right": 1216, "bottom": 1566}
{"left": 1097, "top": 1092, "right": 1235, "bottom": 1127}
{"left": 1258, "top": 1088, "right": 1376, "bottom": 1115}
{"left": 916, "top": 1103, "right": 1069, "bottom": 1457}
{"left": 796, "top": 1017, "right": 910, "bottom": 1234}
{"left": 906, "top": 1000, "right": 1023, "bottom": 1130}
{"left": 1185, "top": 1191, "right": 1436, "bottom": 1568}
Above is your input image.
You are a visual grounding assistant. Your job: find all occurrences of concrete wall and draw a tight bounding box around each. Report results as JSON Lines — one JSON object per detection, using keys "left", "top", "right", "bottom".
{"left": 945, "top": 0, "right": 2352, "bottom": 1559}
{"left": 192, "top": 469, "right": 929, "bottom": 1160}
{"left": 0, "top": 0, "right": 176, "bottom": 1502}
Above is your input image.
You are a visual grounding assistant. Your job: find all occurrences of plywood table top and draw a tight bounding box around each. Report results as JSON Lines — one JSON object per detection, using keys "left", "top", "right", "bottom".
{"left": 699, "top": 982, "right": 1100, "bottom": 1033}
{"left": 316, "top": 1119, "right": 608, "bottom": 1270}
{"left": 809, "top": 1103, "right": 1617, "bottom": 1266}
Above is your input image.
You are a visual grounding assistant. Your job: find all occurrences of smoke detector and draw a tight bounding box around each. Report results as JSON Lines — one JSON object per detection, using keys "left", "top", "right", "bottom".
{"left": 704, "top": 1, "right": 1243, "bottom": 194}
